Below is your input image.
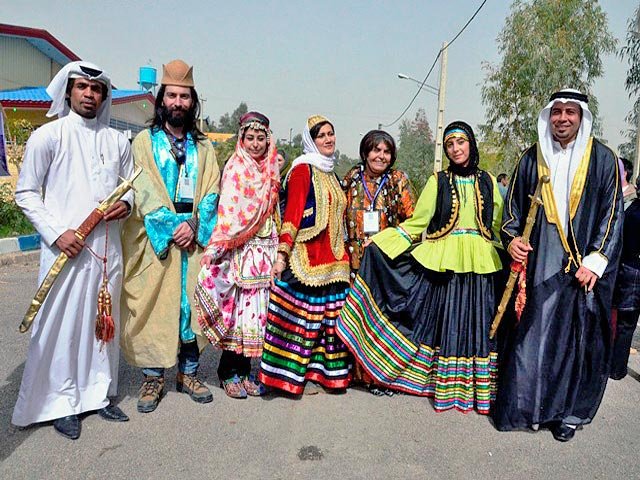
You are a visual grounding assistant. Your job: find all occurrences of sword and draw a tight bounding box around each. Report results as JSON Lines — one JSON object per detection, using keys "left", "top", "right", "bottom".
{"left": 19, "top": 167, "right": 142, "bottom": 333}
{"left": 489, "top": 174, "right": 549, "bottom": 339}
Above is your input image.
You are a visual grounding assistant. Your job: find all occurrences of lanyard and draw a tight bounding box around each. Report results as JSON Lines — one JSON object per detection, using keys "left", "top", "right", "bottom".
{"left": 360, "top": 168, "right": 388, "bottom": 211}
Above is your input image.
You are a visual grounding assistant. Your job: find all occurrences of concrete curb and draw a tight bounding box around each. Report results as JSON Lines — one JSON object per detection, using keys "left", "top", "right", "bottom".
{"left": 0, "top": 249, "right": 39, "bottom": 266}
{"left": 0, "top": 233, "right": 40, "bottom": 255}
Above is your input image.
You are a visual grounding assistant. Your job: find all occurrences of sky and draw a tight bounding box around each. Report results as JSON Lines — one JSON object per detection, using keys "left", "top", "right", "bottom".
{"left": 1, "top": 0, "right": 637, "bottom": 158}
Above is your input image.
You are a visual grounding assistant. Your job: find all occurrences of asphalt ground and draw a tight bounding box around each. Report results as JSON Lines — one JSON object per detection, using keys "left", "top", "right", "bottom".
{"left": 1, "top": 254, "right": 639, "bottom": 479}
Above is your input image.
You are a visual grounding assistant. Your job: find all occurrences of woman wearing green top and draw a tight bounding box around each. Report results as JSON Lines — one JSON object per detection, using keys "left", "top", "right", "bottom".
{"left": 336, "top": 121, "right": 504, "bottom": 414}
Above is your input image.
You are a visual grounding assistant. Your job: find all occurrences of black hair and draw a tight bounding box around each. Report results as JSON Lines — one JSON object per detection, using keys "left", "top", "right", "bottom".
{"left": 149, "top": 84, "right": 205, "bottom": 140}
{"left": 497, "top": 173, "right": 508, "bottom": 182}
{"left": 620, "top": 157, "right": 633, "bottom": 182}
{"left": 277, "top": 149, "right": 287, "bottom": 161}
{"left": 359, "top": 130, "right": 397, "bottom": 169}
{"left": 309, "top": 121, "right": 334, "bottom": 140}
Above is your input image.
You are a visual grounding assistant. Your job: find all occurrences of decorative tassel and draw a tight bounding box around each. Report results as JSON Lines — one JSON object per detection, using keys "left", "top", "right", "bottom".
{"left": 512, "top": 259, "right": 527, "bottom": 321}
{"left": 89, "top": 222, "right": 115, "bottom": 346}
{"left": 95, "top": 279, "right": 115, "bottom": 344}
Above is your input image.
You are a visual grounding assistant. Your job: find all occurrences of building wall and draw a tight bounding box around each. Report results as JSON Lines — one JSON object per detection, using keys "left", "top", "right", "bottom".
{"left": 0, "top": 36, "right": 62, "bottom": 90}
{"left": 112, "top": 100, "right": 152, "bottom": 128}
{"left": 3, "top": 107, "right": 48, "bottom": 128}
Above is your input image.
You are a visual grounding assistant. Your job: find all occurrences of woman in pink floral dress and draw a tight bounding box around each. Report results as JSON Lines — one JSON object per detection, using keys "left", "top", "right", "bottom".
{"left": 195, "top": 112, "right": 279, "bottom": 398}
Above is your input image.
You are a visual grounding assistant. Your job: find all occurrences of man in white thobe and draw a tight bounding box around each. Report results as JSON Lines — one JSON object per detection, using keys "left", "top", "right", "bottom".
{"left": 13, "top": 61, "right": 133, "bottom": 440}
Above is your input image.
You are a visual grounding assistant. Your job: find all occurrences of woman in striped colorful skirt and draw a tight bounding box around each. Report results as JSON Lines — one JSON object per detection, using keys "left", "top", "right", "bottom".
{"left": 337, "top": 121, "right": 504, "bottom": 414}
{"left": 258, "top": 115, "right": 352, "bottom": 395}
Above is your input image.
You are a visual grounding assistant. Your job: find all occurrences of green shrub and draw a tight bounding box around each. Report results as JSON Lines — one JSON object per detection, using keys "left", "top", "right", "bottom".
{"left": 0, "top": 183, "right": 34, "bottom": 238}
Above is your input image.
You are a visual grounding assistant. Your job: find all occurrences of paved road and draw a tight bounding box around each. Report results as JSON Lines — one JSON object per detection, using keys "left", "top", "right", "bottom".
{"left": 1, "top": 255, "right": 639, "bottom": 480}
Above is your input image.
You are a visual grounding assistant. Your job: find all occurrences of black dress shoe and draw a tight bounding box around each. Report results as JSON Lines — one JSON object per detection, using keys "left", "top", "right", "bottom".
{"left": 97, "top": 404, "right": 129, "bottom": 422}
{"left": 551, "top": 422, "right": 576, "bottom": 442}
{"left": 53, "top": 415, "right": 81, "bottom": 440}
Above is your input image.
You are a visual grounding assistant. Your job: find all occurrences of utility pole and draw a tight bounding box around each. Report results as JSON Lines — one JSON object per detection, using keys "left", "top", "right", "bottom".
{"left": 199, "top": 97, "right": 207, "bottom": 132}
{"left": 433, "top": 41, "right": 448, "bottom": 172}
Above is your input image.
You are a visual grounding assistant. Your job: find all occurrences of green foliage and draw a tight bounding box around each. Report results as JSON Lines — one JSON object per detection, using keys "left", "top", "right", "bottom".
{"left": 4, "top": 119, "right": 34, "bottom": 171}
{"left": 0, "top": 183, "right": 34, "bottom": 238}
{"left": 395, "top": 108, "right": 435, "bottom": 192}
{"left": 213, "top": 102, "right": 249, "bottom": 133}
{"left": 275, "top": 139, "right": 302, "bottom": 164}
{"left": 481, "top": 0, "right": 616, "bottom": 164}
{"left": 477, "top": 138, "right": 508, "bottom": 177}
{"left": 618, "top": 3, "right": 640, "bottom": 160}
{"left": 213, "top": 136, "right": 238, "bottom": 170}
{"left": 334, "top": 151, "right": 358, "bottom": 179}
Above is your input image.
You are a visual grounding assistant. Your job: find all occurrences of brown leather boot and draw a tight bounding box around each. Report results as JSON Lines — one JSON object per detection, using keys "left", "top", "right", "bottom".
{"left": 137, "top": 376, "right": 164, "bottom": 413}
{"left": 176, "top": 372, "right": 213, "bottom": 403}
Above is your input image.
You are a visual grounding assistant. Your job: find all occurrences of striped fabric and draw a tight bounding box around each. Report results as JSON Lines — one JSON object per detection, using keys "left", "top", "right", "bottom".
{"left": 337, "top": 276, "right": 497, "bottom": 414}
{"left": 259, "top": 279, "right": 352, "bottom": 394}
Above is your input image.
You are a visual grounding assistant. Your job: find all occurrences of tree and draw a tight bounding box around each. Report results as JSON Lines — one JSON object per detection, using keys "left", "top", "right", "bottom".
{"left": 618, "top": 3, "right": 640, "bottom": 161}
{"left": 213, "top": 137, "right": 237, "bottom": 169}
{"left": 395, "top": 108, "right": 435, "bottom": 192}
{"left": 291, "top": 133, "right": 302, "bottom": 149}
{"left": 213, "top": 102, "right": 248, "bottom": 133}
{"left": 274, "top": 139, "right": 302, "bottom": 166}
{"left": 334, "top": 150, "right": 358, "bottom": 179}
{"left": 481, "top": 0, "right": 616, "bottom": 168}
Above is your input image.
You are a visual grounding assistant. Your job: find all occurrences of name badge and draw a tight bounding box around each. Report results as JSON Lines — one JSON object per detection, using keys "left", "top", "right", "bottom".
{"left": 177, "top": 175, "right": 194, "bottom": 201}
{"left": 363, "top": 210, "right": 380, "bottom": 234}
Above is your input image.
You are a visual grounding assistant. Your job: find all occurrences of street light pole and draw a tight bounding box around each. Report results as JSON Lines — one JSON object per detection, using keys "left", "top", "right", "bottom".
{"left": 200, "top": 97, "right": 207, "bottom": 132}
{"left": 433, "top": 41, "right": 448, "bottom": 173}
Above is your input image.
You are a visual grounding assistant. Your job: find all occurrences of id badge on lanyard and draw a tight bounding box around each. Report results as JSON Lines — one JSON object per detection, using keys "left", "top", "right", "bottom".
{"left": 361, "top": 170, "right": 387, "bottom": 234}
{"left": 363, "top": 210, "right": 380, "bottom": 234}
{"left": 177, "top": 164, "right": 194, "bottom": 201}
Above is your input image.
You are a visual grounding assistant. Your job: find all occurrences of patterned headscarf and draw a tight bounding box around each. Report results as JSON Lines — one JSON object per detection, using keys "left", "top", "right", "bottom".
{"left": 443, "top": 121, "right": 479, "bottom": 177}
{"left": 207, "top": 111, "right": 280, "bottom": 248}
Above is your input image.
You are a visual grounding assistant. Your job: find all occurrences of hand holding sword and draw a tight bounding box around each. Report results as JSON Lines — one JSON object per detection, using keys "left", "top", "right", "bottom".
{"left": 489, "top": 174, "right": 550, "bottom": 339}
{"left": 19, "top": 167, "right": 142, "bottom": 333}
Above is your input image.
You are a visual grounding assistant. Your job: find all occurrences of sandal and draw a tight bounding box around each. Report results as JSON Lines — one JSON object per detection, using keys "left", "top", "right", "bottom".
{"left": 241, "top": 375, "right": 267, "bottom": 397}
{"left": 367, "top": 385, "right": 386, "bottom": 397}
{"left": 220, "top": 374, "right": 247, "bottom": 399}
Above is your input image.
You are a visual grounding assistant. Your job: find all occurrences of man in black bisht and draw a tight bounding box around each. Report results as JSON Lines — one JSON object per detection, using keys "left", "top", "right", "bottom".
{"left": 493, "top": 89, "right": 623, "bottom": 442}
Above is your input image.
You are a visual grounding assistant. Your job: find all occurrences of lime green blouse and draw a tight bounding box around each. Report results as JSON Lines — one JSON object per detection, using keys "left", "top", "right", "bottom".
{"left": 372, "top": 173, "right": 504, "bottom": 274}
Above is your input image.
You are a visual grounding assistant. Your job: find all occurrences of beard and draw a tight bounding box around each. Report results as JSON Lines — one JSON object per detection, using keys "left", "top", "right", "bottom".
{"left": 163, "top": 105, "right": 195, "bottom": 128}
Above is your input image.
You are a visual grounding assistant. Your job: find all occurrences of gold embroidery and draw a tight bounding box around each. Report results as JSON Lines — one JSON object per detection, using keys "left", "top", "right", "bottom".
{"left": 474, "top": 175, "right": 492, "bottom": 240}
{"left": 296, "top": 169, "right": 346, "bottom": 261}
{"left": 501, "top": 149, "right": 529, "bottom": 240}
{"left": 569, "top": 137, "right": 593, "bottom": 220}
{"left": 536, "top": 144, "right": 578, "bottom": 268}
{"left": 280, "top": 221, "right": 298, "bottom": 242}
{"left": 303, "top": 207, "right": 314, "bottom": 218}
{"left": 296, "top": 169, "right": 329, "bottom": 242}
{"left": 596, "top": 144, "right": 620, "bottom": 256}
{"left": 425, "top": 171, "right": 459, "bottom": 240}
{"left": 289, "top": 242, "right": 351, "bottom": 287}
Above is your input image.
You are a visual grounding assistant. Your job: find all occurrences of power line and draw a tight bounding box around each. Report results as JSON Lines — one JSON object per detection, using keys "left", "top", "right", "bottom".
{"left": 382, "top": 0, "right": 488, "bottom": 128}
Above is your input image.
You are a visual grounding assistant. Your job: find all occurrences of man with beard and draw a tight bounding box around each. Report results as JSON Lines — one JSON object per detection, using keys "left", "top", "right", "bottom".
{"left": 494, "top": 89, "right": 623, "bottom": 442}
{"left": 120, "top": 59, "right": 220, "bottom": 413}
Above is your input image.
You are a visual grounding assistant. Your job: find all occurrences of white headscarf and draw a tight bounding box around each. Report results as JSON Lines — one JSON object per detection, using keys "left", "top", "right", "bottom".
{"left": 537, "top": 88, "right": 593, "bottom": 231}
{"left": 537, "top": 88, "right": 592, "bottom": 170}
{"left": 285, "top": 117, "right": 335, "bottom": 183}
{"left": 46, "top": 61, "right": 112, "bottom": 125}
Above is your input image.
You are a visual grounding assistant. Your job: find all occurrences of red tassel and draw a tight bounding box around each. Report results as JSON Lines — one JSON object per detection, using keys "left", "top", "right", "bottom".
{"left": 512, "top": 259, "right": 527, "bottom": 321}
{"left": 95, "top": 285, "right": 115, "bottom": 344}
